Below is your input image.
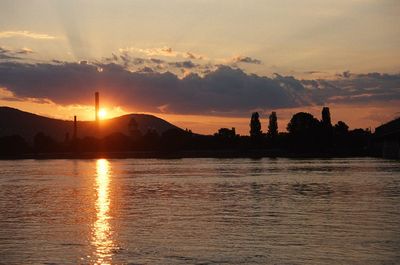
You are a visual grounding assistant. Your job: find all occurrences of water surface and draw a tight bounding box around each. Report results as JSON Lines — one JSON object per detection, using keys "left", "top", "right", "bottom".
{"left": 0, "top": 158, "right": 399, "bottom": 264}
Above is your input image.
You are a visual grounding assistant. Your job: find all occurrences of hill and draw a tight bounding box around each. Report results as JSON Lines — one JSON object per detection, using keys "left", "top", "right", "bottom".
{"left": 0, "top": 107, "right": 182, "bottom": 142}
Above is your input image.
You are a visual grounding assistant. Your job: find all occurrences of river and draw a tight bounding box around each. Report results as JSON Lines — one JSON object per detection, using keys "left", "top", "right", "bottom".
{"left": 0, "top": 158, "right": 399, "bottom": 264}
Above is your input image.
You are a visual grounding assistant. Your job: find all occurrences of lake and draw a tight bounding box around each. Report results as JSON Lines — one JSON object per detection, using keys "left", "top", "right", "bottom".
{"left": 0, "top": 158, "right": 399, "bottom": 264}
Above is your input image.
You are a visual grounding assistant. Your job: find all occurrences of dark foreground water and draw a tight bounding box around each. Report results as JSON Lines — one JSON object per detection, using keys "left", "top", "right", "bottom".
{"left": 0, "top": 158, "right": 399, "bottom": 265}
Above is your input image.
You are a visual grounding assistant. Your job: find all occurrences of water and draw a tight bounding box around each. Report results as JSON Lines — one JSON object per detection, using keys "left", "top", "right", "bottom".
{"left": 0, "top": 158, "right": 399, "bottom": 265}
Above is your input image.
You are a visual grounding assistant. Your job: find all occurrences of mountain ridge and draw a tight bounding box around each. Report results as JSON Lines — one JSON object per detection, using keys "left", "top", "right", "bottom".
{"left": 0, "top": 106, "right": 182, "bottom": 142}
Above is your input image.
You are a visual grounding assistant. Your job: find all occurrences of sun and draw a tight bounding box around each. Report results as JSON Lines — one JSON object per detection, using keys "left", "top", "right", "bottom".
{"left": 98, "top": 108, "right": 107, "bottom": 120}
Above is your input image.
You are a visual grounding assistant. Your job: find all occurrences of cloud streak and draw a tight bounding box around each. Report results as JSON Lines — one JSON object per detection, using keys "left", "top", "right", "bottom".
{"left": 118, "top": 46, "right": 206, "bottom": 60}
{"left": 0, "top": 30, "right": 56, "bottom": 40}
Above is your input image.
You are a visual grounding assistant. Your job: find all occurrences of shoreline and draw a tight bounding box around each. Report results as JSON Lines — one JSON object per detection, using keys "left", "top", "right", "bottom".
{"left": 0, "top": 150, "right": 376, "bottom": 160}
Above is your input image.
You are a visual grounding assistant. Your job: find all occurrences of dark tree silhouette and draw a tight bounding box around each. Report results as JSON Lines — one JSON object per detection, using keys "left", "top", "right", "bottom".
{"left": 287, "top": 112, "right": 320, "bottom": 135}
{"left": 333, "top": 120, "right": 350, "bottom": 149}
{"left": 334, "top": 121, "right": 349, "bottom": 134}
{"left": 216, "top": 128, "right": 236, "bottom": 139}
{"left": 287, "top": 112, "right": 322, "bottom": 150}
{"left": 0, "top": 135, "right": 30, "bottom": 155}
{"left": 321, "top": 107, "right": 332, "bottom": 128}
{"left": 250, "top": 112, "right": 262, "bottom": 138}
{"left": 267, "top": 111, "right": 278, "bottom": 138}
{"left": 321, "top": 107, "right": 333, "bottom": 149}
{"left": 34, "top": 132, "right": 58, "bottom": 153}
{"left": 160, "top": 128, "right": 192, "bottom": 151}
{"left": 102, "top": 132, "right": 131, "bottom": 151}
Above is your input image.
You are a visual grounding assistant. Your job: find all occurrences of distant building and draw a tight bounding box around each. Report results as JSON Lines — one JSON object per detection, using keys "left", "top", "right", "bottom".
{"left": 216, "top": 127, "right": 236, "bottom": 138}
{"left": 374, "top": 117, "right": 400, "bottom": 159}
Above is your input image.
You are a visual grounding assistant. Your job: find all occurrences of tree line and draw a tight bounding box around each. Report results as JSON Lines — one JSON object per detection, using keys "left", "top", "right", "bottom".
{"left": 0, "top": 107, "right": 372, "bottom": 157}
{"left": 246, "top": 107, "right": 371, "bottom": 154}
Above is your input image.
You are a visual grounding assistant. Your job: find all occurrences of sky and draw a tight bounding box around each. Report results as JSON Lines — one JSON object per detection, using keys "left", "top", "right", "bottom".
{"left": 0, "top": 0, "right": 399, "bottom": 134}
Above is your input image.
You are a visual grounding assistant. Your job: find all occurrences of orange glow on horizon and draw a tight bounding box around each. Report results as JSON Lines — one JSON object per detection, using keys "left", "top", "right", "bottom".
{"left": 98, "top": 108, "right": 107, "bottom": 120}
{"left": 0, "top": 89, "right": 399, "bottom": 135}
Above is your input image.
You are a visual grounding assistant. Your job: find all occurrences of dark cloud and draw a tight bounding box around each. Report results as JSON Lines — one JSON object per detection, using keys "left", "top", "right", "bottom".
{"left": 119, "top": 53, "right": 130, "bottom": 66}
{"left": 233, "top": 56, "right": 262, "bottom": 64}
{"left": 0, "top": 61, "right": 398, "bottom": 115}
{"left": 302, "top": 73, "right": 400, "bottom": 104}
{"left": 131, "top": 57, "right": 145, "bottom": 65}
{"left": 0, "top": 47, "right": 22, "bottom": 60}
{"left": 150, "top": 58, "right": 165, "bottom": 64}
{"left": 341, "top": 71, "right": 351, "bottom": 78}
{"left": 0, "top": 47, "right": 34, "bottom": 60}
{"left": 304, "top": 70, "right": 326, "bottom": 75}
{"left": 137, "top": 66, "right": 154, "bottom": 73}
{"left": 0, "top": 62, "right": 310, "bottom": 114}
{"left": 168, "top": 60, "right": 197, "bottom": 69}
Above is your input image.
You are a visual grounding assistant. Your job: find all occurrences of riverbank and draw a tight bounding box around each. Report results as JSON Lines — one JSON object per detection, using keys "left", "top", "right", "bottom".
{"left": 0, "top": 149, "right": 375, "bottom": 160}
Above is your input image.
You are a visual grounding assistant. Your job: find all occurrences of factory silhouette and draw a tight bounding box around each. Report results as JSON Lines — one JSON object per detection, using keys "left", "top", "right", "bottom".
{"left": 71, "top": 91, "right": 100, "bottom": 141}
{"left": 0, "top": 91, "right": 398, "bottom": 159}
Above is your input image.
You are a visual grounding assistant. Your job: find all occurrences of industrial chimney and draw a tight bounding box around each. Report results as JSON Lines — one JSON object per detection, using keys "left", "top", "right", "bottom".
{"left": 95, "top": 92, "right": 99, "bottom": 123}
{"left": 73, "top": 115, "right": 77, "bottom": 140}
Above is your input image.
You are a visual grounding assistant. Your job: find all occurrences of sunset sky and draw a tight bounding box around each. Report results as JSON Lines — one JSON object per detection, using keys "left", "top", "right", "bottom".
{"left": 0, "top": 0, "right": 399, "bottom": 134}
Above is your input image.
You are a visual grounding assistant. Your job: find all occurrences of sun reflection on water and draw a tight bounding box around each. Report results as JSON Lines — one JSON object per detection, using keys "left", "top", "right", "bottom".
{"left": 92, "top": 159, "right": 114, "bottom": 265}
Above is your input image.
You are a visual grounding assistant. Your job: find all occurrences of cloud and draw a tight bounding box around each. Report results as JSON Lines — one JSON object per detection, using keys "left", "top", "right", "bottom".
{"left": 303, "top": 70, "right": 326, "bottom": 75}
{"left": 0, "top": 47, "right": 18, "bottom": 60}
{"left": 15, "top": 48, "right": 34, "bottom": 55}
{"left": 0, "top": 30, "right": 56, "bottom": 40}
{"left": 0, "top": 62, "right": 311, "bottom": 115}
{"left": 232, "top": 56, "right": 262, "bottom": 64}
{"left": 185, "top": 52, "right": 203, "bottom": 60}
{"left": 339, "top": 70, "right": 351, "bottom": 78}
{"left": 0, "top": 46, "right": 34, "bottom": 60}
{"left": 0, "top": 60, "right": 398, "bottom": 116}
{"left": 119, "top": 46, "right": 206, "bottom": 61}
{"left": 168, "top": 60, "right": 197, "bottom": 69}
{"left": 150, "top": 58, "right": 165, "bottom": 64}
{"left": 302, "top": 73, "right": 400, "bottom": 104}
{"left": 119, "top": 46, "right": 177, "bottom": 57}
{"left": 102, "top": 52, "right": 199, "bottom": 73}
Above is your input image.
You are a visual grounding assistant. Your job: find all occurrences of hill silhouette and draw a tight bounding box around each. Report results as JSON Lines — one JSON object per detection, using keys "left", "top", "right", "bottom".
{"left": 0, "top": 106, "right": 378, "bottom": 159}
{"left": 0, "top": 107, "right": 181, "bottom": 142}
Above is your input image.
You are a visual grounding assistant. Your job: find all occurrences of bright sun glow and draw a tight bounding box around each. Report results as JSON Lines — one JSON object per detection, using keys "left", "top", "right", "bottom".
{"left": 98, "top": 108, "right": 107, "bottom": 120}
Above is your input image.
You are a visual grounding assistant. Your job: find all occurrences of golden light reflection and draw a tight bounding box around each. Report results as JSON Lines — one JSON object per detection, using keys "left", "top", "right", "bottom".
{"left": 92, "top": 159, "right": 114, "bottom": 265}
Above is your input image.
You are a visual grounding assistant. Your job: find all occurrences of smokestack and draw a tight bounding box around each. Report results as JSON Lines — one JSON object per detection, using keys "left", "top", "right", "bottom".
{"left": 95, "top": 92, "right": 99, "bottom": 123}
{"left": 73, "top": 115, "right": 77, "bottom": 140}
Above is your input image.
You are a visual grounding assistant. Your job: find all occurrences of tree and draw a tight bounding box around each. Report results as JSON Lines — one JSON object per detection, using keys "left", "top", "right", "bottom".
{"left": 287, "top": 112, "right": 320, "bottom": 136}
{"left": 267, "top": 111, "right": 278, "bottom": 138}
{"left": 287, "top": 112, "right": 322, "bottom": 150}
{"left": 321, "top": 107, "right": 332, "bottom": 128}
{"left": 250, "top": 112, "right": 262, "bottom": 138}
{"left": 0, "top": 135, "right": 30, "bottom": 155}
{"left": 334, "top": 121, "right": 349, "bottom": 134}
{"left": 34, "top": 132, "right": 58, "bottom": 153}
{"left": 321, "top": 107, "right": 333, "bottom": 149}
